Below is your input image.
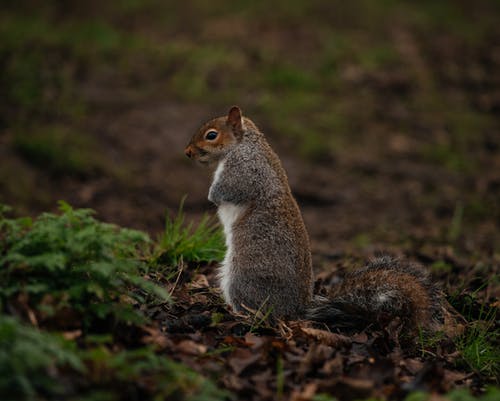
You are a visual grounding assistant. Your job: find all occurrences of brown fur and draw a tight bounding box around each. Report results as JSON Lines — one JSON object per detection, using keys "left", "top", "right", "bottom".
{"left": 186, "top": 107, "right": 456, "bottom": 334}
{"left": 185, "top": 106, "right": 313, "bottom": 318}
{"left": 311, "top": 257, "right": 444, "bottom": 332}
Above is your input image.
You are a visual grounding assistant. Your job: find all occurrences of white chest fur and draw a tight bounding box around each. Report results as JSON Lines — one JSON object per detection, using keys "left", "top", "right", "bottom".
{"left": 211, "top": 161, "right": 245, "bottom": 305}
{"left": 211, "top": 160, "right": 225, "bottom": 192}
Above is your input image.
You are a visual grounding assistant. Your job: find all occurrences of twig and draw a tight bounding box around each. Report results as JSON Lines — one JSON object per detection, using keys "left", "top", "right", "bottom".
{"left": 169, "top": 258, "right": 185, "bottom": 296}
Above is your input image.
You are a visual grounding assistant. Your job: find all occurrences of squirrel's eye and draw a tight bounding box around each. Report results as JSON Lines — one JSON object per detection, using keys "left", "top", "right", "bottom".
{"left": 205, "top": 130, "right": 218, "bottom": 140}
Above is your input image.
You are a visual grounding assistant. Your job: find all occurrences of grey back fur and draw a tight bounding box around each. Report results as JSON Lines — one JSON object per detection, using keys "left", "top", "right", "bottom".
{"left": 210, "top": 123, "right": 313, "bottom": 319}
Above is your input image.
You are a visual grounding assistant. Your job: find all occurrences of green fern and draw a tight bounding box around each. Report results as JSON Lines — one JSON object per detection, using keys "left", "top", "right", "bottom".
{"left": 0, "top": 203, "right": 228, "bottom": 400}
{"left": 0, "top": 315, "right": 228, "bottom": 400}
{"left": 0, "top": 315, "right": 84, "bottom": 398}
{"left": 0, "top": 201, "right": 169, "bottom": 327}
{"left": 83, "top": 346, "right": 228, "bottom": 400}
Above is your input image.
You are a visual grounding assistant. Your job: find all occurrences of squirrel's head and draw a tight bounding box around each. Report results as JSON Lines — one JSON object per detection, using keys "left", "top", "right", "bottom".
{"left": 185, "top": 106, "right": 244, "bottom": 165}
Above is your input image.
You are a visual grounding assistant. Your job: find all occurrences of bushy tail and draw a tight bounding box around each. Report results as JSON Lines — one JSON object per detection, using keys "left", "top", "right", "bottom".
{"left": 307, "top": 256, "right": 445, "bottom": 333}
{"left": 307, "top": 296, "right": 382, "bottom": 328}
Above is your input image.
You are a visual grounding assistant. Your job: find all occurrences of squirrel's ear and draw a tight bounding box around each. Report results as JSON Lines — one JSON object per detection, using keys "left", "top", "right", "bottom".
{"left": 227, "top": 106, "right": 242, "bottom": 131}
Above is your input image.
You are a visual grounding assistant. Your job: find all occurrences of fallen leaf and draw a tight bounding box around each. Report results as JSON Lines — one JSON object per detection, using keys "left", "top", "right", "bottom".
{"left": 141, "top": 326, "right": 171, "bottom": 349}
{"left": 221, "top": 373, "right": 246, "bottom": 391}
{"left": 188, "top": 274, "right": 210, "bottom": 289}
{"left": 223, "top": 335, "right": 251, "bottom": 346}
{"left": 176, "top": 339, "right": 207, "bottom": 355}
{"left": 297, "top": 344, "right": 335, "bottom": 380}
{"left": 244, "top": 332, "right": 266, "bottom": 350}
{"left": 346, "top": 352, "right": 367, "bottom": 365}
{"left": 321, "top": 353, "right": 344, "bottom": 375}
{"left": 300, "top": 327, "right": 351, "bottom": 347}
{"left": 62, "top": 330, "right": 82, "bottom": 340}
{"left": 352, "top": 332, "right": 368, "bottom": 343}
{"left": 271, "top": 340, "right": 286, "bottom": 350}
{"left": 251, "top": 368, "right": 274, "bottom": 399}
{"left": 228, "top": 348, "right": 262, "bottom": 375}
{"left": 290, "top": 382, "right": 318, "bottom": 401}
{"left": 190, "top": 293, "right": 209, "bottom": 304}
{"left": 444, "top": 370, "right": 472, "bottom": 384}
{"left": 337, "top": 377, "right": 375, "bottom": 392}
{"left": 402, "top": 358, "right": 424, "bottom": 375}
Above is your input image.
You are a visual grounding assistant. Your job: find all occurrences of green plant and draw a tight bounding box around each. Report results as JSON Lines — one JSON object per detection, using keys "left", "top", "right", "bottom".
{"left": 153, "top": 198, "right": 225, "bottom": 267}
{"left": 248, "top": 302, "right": 275, "bottom": 334}
{"left": 456, "top": 321, "right": 499, "bottom": 379}
{"left": 81, "top": 346, "right": 228, "bottom": 401}
{"left": 430, "top": 260, "right": 453, "bottom": 274}
{"left": 404, "top": 387, "right": 500, "bottom": 401}
{"left": 0, "top": 315, "right": 228, "bottom": 401}
{"left": 0, "top": 203, "right": 229, "bottom": 400}
{"left": 448, "top": 387, "right": 500, "bottom": 401}
{"left": 454, "top": 302, "right": 499, "bottom": 379}
{"left": 416, "top": 326, "right": 447, "bottom": 359}
{"left": 405, "top": 392, "right": 429, "bottom": 401}
{"left": 312, "top": 394, "right": 338, "bottom": 401}
{"left": 0, "top": 315, "right": 84, "bottom": 398}
{"left": 0, "top": 202, "right": 169, "bottom": 329}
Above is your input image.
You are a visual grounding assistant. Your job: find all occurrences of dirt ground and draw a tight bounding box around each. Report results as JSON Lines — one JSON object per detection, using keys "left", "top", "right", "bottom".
{"left": 1, "top": 2, "right": 499, "bottom": 262}
{"left": 4, "top": 91, "right": 499, "bottom": 278}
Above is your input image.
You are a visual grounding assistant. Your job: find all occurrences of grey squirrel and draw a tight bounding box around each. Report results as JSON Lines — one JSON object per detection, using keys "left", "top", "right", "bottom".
{"left": 184, "top": 106, "right": 457, "bottom": 334}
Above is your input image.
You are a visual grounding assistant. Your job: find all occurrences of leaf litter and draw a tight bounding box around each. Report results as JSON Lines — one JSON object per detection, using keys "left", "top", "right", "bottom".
{"left": 138, "top": 259, "right": 498, "bottom": 401}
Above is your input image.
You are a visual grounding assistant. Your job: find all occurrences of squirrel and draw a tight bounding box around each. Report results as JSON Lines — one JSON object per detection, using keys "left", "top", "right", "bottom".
{"left": 184, "top": 106, "right": 457, "bottom": 335}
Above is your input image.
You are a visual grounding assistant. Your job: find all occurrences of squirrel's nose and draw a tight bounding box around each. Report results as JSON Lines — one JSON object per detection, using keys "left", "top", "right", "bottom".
{"left": 185, "top": 146, "right": 193, "bottom": 158}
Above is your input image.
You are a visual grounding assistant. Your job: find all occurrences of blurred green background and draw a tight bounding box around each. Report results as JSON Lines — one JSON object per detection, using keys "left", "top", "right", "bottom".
{"left": 1, "top": 0, "right": 499, "bottom": 254}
